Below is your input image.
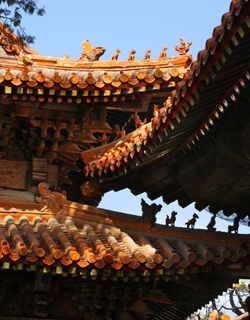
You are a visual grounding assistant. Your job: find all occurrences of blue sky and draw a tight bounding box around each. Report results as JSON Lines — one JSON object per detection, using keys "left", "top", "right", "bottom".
{"left": 20, "top": 0, "right": 249, "bottom": 233}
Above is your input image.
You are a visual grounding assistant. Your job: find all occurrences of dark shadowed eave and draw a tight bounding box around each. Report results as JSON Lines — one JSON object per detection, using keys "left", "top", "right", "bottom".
{"left": 0, "top": 187, "right": 250, "bottom": 319}
{"left": 82, "top": 0, "right": 250, "bottom": 217}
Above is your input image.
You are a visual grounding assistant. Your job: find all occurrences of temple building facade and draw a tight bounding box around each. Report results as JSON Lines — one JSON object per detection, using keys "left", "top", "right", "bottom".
{"left": 0, "top": 0, "right": 250, "bottom": 319}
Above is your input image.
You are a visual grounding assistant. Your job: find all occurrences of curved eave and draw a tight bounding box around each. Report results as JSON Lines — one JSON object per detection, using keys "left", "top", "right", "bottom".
{"left": 0, "top": 189, "right": 249, "bottom": 275}
{"left": 0, "top": 54, "right": 192, "bottom": 105}
{"left": 0, "top": 22, "right": 39, "bottom": 56}
{"left": 82, "top": 1, "right": 250, "bottom": 202}
{"left": 1, "top": 188, "right": 249, "bottom": 319}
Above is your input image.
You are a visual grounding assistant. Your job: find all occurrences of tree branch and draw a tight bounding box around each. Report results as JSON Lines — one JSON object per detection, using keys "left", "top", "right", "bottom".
{"left": 0, "top": 0, "right": 45, "bottom": 44}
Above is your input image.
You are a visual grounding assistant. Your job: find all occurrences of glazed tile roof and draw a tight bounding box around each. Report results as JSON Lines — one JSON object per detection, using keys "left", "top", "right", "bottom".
{"left": 1, "top": 1, "right": 250, "bottom": 217}
{"left": 0, "top": 25, "right": 194, "bottom": 208}
{"left": 82, "top": 0, "right": 248, "bottom": 160}
{"left": 0, "top": 22, "right": 192, "bottom": 101}
{"left": 0, "top": 187, "right": 250, "bottom": 278}
{"left": 0, "top": 22, "right": 38, "bottom": 57}
{"left": 0, "top": 55, "right": 191, "bottom": 105}
{"left": 81, "top": 0, "right": 250, "bottom": 203}
{"left": 0, "top": 3, "right": 250, "bottom": 319}
{"left": 82, "top": 68, "right": 250, "bottom": 178}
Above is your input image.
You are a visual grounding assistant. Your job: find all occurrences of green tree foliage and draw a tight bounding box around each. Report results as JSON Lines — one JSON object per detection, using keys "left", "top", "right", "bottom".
{"left": 188, "top": 280, "right": 250, "bottom": 320}
{"left": 0, "top": 0, "right": 45, "bottom": 44}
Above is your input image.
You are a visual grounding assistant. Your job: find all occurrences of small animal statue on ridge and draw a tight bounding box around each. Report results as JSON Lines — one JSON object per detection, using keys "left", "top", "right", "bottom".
{"left": 98, "top": 132, "right": 111, "bottom": 145}
{"left": 140, "top": 198, "right": 162, "bottom": 226}
{"left": 175, "top": 38, "right": 192, "bottom": 55}
{"left": 128, "top": 50, "right": 136, "bottom": 61}
{"left": 207, "top": 213, "right": 216, "bottom": 231}
{"left": 111, "top": 48, "right": 121, "bottom": 60}
{"left": 79, "top": 39, "right": 106, "bottom": 61}
{"left": 113, "top": 124, "right": 126, "bottom": 139}
{"left": 133, "top": 113, "right": 147, "bottom": 129}
{"left": 143, "top": 49, "right": 151, "bottom": 60}
{"left": 185, "top": 213, "right": 199, "bottom": 228}
{"left": 35, "top": 182, "right": 66, "bottom": 213}
{"left": 153, "top": 104, "right": 160, "bottom": 117}
{"left": 158, "top": 46, "right": 167, "bottom": 59}
{"left": 228, "top": 215, "right": 240, "bottom": 233}
{"left": 165, "top": 211, "right": 178, "bottom": 226}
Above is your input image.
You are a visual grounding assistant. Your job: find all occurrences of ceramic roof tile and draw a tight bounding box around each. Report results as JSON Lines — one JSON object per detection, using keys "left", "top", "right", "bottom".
{"left": 0, "top": 185, "right": 249, "bottom": 279}
{"left": 0, "top": 25, "right": 193, "bottom": 98}
{"left": 81, "top": 0, "right": 250, "bottom": 180}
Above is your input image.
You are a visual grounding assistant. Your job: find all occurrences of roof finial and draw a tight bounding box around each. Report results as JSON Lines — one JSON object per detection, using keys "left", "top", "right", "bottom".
{"left": 206, "top": 213, "right": 216, "bottom": 231}
{"left": 158, "top": 46, "right": 167, "bottom": 59}
{"left": 175, "top": 38, "right": 192, "bottom": 55}
{"left": 139, "top": 198, "right": 162, "bottom": 227}
{"left": 143, "top": 49, "right": 151, "bottom": 60}
{"left": 185, "top": 213, "right": 199, "bottom": 228}
{"left": 111, "top": 48, "right": 121, "bottom": 60}
{"left": 79, "top": 39, "right": 106, "bottom": 61}
{"left": 165, "top": 211, "right": 178, "bottom": 226}
{"left": 127, "top": 50, "right": 136, "bottom": 61}
{"left": 228, "top": 216, "right": 240, "bottom": 233}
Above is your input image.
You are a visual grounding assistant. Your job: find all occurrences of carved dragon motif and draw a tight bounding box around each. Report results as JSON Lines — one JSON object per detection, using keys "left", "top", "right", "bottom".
{"left": 175, "top": 38, "right": 192, "bottom": 55}
{"left": 79, "top": 39, "right": 106, "bottom": 61}
{"left": 35, "top": 182, "right": 66, "bottom": 213}
{"left": 140, "top": 198, "right": 162, "bottom": 226}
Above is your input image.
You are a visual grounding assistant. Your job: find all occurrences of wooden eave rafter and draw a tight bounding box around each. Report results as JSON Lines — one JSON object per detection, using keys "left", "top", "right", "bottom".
{"left": 1, "top": 1, "right": 250, "bottom": 218}
{"left": 82, "top": 1, "right": 250, "bottom": 201}
{"left": 0, "top": 42, "right": 192, "bottom": 198}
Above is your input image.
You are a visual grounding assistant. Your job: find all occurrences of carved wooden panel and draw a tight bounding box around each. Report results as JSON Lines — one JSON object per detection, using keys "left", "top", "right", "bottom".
{"left": 0, "top": 160, "right": 29, "bottom": 190}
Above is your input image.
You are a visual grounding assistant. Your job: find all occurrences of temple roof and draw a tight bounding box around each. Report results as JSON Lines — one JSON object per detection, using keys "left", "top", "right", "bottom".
{"left": 0, "top": 185, "right": 250, "bottom": 319}
{"left": 81, "top": 0, "right": 250, "bottom": 218}
{"left": 0, "top": 2, "right": 250, "bottom": 214}
{"left": 0, "top": 22, "right": 191, "bottom": 99}
{"left": 0, "top": 53, "right": 190, "bottom": 89}
{"left": 0, "top": 21, "right": 194, "bottom": 208}
{"left": 0, "top": 2, "right": 250, "bottom": 317}
{"left": 1, "top": 186, "right": 249, "bottom": 273}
